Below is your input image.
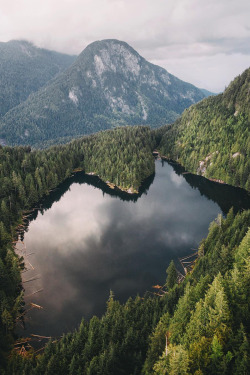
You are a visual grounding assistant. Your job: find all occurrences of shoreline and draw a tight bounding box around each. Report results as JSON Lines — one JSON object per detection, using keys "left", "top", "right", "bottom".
{"left": 160, "top": 154, "right": 229, "bottom": 187}
{"left": 85, "top": 171, "right": 139, "bottom": 194}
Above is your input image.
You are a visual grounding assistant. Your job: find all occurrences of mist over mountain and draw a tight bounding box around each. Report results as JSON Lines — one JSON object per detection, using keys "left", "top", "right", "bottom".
{"left": 0, "top": 39, "right": 205, "bottom": 147}
{"left": 0, "top": 40, "right": 76, "bottom": 119}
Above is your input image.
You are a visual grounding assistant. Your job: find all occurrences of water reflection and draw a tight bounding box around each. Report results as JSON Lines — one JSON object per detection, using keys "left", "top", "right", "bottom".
{"left": 169, "top": 161, "right": 250, "bottom": 215}
{"left": 18, "top": 160, "right": 250, "bottom": 338}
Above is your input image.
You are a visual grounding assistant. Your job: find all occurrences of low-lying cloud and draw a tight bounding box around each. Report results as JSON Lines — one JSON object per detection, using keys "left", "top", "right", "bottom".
{"left": 1, "top": 0, "right": 250, "bottom": 91}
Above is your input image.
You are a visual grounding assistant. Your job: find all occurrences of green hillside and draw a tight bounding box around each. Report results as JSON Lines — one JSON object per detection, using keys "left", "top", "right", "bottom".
{"left": 5, "top": 210, "right": 250, "bottom": 375}
{"left": 0, "top": 40, "right": 76, "bottom": 119}
{"left": 0, "top": 126, "right": 156, "bottom": 371}
{"left": 158, "top": 67, "right": 250, "bottom": 190}
{"left": 0, "top": 67, "right": 249, "bottom": 374}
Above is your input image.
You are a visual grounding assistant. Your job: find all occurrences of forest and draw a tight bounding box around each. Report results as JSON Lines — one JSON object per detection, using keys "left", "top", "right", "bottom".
{"left": 0, "top": 125, "right": 156, "bottom": 372}
{"left": 0, "top": 40, "right": 75, "bottom": 119}
{"left": 157, "top": 67, "right": 250, "bottom": 190}
{"left": 0, "top": 68, "right": 250, "bottom": 374}
{"left": 4, "top": 207, "right": 250, "bottom": 374}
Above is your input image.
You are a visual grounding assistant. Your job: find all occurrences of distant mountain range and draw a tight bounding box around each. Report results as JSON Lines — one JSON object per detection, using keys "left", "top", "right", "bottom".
{"left": 0, "top": 40, "right": 76, "bottom": 119}
{"left": 0, "top": 39, "right": 207, "bottom": 147}
{"left": 199, "top": 88, "right": 217, "bottom": 97}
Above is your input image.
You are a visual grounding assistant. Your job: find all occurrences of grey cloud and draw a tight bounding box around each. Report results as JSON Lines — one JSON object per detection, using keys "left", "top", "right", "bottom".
{"left": 0, "top": 0, "right": 250, "bottom": 91}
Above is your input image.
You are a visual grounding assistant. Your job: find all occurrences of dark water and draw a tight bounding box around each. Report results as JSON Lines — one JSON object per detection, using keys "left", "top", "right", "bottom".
{"left": 17, "top": 160, "right": 250, "bottom": 339}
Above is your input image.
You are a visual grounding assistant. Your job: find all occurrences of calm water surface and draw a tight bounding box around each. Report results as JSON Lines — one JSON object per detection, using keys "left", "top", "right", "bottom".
{"left": 18, "top": 160, "right": 250, "bottom": 338}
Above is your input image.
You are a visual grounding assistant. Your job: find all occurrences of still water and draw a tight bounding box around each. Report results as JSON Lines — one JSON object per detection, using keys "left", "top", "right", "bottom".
{"left": 18, "top": 160, "right": 250, "bottom": 338}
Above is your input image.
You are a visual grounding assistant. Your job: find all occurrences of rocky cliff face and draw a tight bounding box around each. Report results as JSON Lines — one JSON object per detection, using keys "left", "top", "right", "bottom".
{"left": 0, "top": 39, "right": 205, "bottom": 147}
{"left": 70, "top": 39, "right": 205, "bottom": 124}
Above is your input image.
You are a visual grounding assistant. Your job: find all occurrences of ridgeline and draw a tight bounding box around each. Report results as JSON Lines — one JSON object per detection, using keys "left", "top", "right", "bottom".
{"left": 0, "top": 67, "right": 250, "bottom": 374}
{"left": 157, "top": 67, "right": 250, "bottom": 191}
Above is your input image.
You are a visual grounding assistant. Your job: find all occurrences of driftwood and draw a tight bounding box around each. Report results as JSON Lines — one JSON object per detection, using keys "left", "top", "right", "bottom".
{"left": 33, "top": 346, "right": 46, "bottom": 354}
{"left": 31, "top": 334, "right": 52, "bottom": 339}
{"left": 14, "top": 338, "right": 32, "bottom": 346}
{"left": 23, "top": 276, "right": 40, "bottom": 284}
{"left": 30, "top": 303, "right": 43, "bottom": 310}
{"left": 179, "top": 250, "right": 199, "bottom": 275}
{"left": 152, "top": 284, "right": 163, "bottom": 289}
{"left": 25, "top": 259, "right": 35, "bottom": 270}
{"left": 26, "top": 289, "right": 43, "bottom": 298}
{"left": 177, "top": 269, "right": 185, "bottom": 283}
{"left": 151, "top": 282, "right": 168, "bottom": 297}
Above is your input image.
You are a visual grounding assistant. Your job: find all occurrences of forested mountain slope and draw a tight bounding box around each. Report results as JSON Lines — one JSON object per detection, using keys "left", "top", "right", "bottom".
{"left": 0, "top": 123, "right": 249, "bottom": 374}
{"left": 145, "top": 210, "right": 250, "bottom": 374}
{"left": 6, "top": 211, "right": 250, "bottom": 375}
{"left": 0, "top": 126, "right": 156, "bottom": 371}
{"left": 0, "top": 40, "right": 76, "bottom": 119}
{"left": 157, "top": 67, "right": 250, "bottom": 190}
{"left": 0, "top": 39, "right": 205, "bottom": 147}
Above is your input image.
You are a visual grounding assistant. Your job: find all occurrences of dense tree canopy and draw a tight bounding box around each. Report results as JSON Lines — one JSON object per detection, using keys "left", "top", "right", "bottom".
{"left": 0, "top": 125, "right": 155, "bottom": 371}
{"left": 157, "top": 67, "right": 250, "bottom": 191}
{"left": 0, "top": 40, "right": 75, "bottom": 119}
{"left": 4, "top": 208, "right": 250, "bottom": 375}
{"left": 0, "top": 68, "right": 249, "bottom": 374}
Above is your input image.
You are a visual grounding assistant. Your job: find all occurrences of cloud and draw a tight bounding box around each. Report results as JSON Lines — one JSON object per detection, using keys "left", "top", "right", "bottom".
{"left": 0, "top": 0, "right": 250, "bottom": 91}
{"left": 151, "top": 52, "right": 250, "bottom": 92}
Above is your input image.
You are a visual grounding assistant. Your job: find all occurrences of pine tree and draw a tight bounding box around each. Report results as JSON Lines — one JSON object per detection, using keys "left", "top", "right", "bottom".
{"left": 166, "top": 260, "right": 177, "bottom": 289}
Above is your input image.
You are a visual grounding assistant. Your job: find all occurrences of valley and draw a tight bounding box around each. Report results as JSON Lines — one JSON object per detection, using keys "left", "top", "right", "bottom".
{"left": 16, "top": 160, "right": 249, "bottom": 340}
{"left": 0, "top": 37, "right": 249, "bottom": 375}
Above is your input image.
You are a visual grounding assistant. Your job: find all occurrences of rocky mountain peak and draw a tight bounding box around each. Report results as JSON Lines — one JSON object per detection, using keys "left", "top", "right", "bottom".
{"left": 0, "top": 39, "right": 206, "bottom": 147}
{"left": 91, "top": 40, "right": 141, "bottom": 77}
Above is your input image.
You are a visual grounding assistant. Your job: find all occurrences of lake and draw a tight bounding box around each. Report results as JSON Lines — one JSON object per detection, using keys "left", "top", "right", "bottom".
{"left": 17, "top": 160, "right": 250, "bottom": 339}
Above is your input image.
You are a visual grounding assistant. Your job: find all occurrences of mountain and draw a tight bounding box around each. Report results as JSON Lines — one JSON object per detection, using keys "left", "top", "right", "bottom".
{"left": 199, "top": 88, "right": 217, "bottom": 97}
{"left": 158, "top": 67, "right": 250, "bottom": 190}
{"left": 0, "top": 40, "right": 76, "bottom": 119}
{"left": 0, "top": 73, "right": 250, "bottom": 373}
{"left": 0, "top": 39, "right": 205, "bottom": 147}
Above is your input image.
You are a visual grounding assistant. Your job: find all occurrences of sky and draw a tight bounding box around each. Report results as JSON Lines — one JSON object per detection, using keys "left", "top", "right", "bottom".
{"left": 0, "top": 0, "right": 250, "bottom": 92}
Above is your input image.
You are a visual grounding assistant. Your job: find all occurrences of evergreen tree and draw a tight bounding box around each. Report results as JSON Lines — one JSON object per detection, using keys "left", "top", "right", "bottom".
{"left": 166, "top": 260, "right": 177, "bottom": 289}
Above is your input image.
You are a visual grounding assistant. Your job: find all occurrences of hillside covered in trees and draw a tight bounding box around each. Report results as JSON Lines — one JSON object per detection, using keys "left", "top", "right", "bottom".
{"left": 0, "top": 66, "right": 250, "bottom": 373}
{"left": 0, "top": 125, "right": 157, "bottom": 371}
{"left": 5, "top": 209, "right": 250, "bottom": 375}
{"left": 157, "top": 67, "right": 250, "bottom": 190}
{"left": 0, "top": 40, "right": 76, "bottom": 120}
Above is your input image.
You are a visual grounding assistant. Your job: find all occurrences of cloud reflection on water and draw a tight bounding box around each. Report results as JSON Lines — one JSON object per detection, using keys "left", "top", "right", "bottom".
{"left": 21, "top": 161, "right": 239, "bottom": 337}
